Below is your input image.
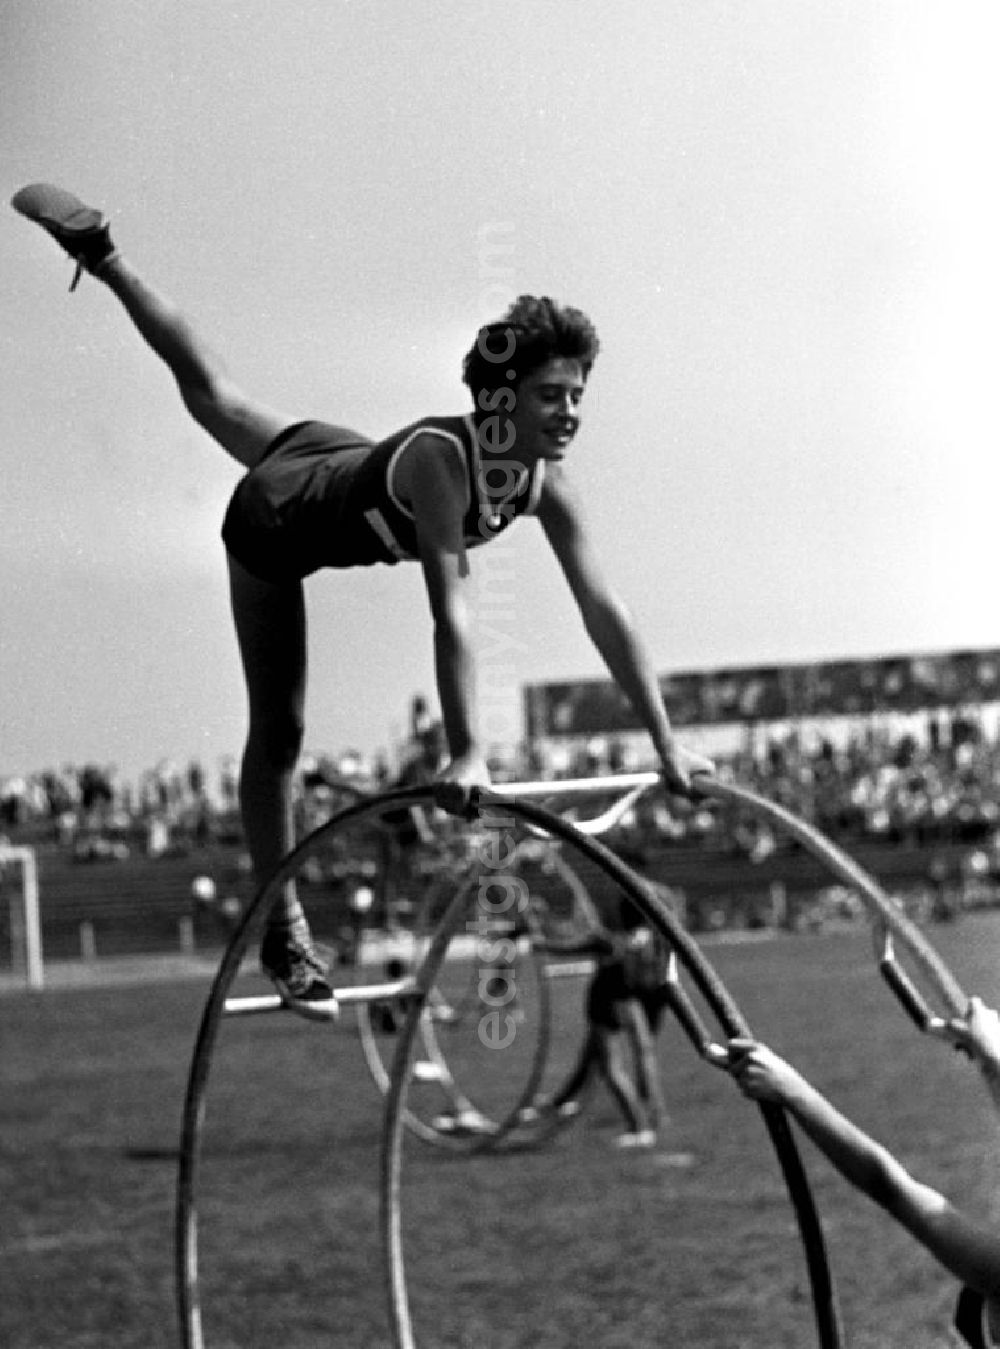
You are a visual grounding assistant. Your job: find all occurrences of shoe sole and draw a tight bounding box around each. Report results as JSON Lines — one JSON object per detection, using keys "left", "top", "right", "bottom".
{"left": 432, "top": 1114, "right": 497, "bottom": 1135}
{"left": 614, "top": 1133, "right": 657, "bottom": 1149}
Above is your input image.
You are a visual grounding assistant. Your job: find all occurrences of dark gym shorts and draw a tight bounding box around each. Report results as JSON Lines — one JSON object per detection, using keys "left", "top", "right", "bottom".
{"left": 221, "top": 420, "right": 376, "bottom": 582}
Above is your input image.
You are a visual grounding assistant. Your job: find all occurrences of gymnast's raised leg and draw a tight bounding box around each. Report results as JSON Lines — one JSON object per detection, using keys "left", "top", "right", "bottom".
{"left": 12, "top": 182, "right": 336, "bottom": 1016}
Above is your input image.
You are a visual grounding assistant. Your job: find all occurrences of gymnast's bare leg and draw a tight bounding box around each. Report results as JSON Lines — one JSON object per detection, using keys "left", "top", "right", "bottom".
{"left": 12, "top": 182, "right": 336, "bottom": 1016}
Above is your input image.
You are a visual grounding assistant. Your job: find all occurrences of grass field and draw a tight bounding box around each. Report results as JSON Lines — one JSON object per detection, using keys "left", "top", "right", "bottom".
{"left": 5, "top": 915, "right": 1000, "bottom": 1349}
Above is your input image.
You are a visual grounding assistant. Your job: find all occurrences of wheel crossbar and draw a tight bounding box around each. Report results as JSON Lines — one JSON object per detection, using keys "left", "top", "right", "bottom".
{"left": 223, "top": 959, "right": 593, "bottom": 1018}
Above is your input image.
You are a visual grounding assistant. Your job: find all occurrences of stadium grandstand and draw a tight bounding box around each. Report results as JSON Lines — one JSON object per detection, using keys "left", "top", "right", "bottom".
{"left": 3, "top": 647, "right": 1000, "bottom": 974}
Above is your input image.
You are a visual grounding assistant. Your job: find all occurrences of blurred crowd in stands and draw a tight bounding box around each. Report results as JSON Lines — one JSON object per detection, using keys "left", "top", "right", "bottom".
{"left": 2, "top": 698, "right": 1000, "bottom": 869}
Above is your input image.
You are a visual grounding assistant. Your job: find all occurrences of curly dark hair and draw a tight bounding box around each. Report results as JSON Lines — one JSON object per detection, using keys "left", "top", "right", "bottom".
{"left": 461, "top": 295, "right": 600, "bottom": 404}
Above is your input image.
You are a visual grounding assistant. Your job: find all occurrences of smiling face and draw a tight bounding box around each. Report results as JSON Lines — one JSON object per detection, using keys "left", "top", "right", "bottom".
{"left": 509, "top": 357, "right": 586, "bottom": 463}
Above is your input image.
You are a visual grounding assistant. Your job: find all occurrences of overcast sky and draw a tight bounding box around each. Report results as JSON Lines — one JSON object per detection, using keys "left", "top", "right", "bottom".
{"left": 2, "top": 1, "right": 998, "bottom": 783}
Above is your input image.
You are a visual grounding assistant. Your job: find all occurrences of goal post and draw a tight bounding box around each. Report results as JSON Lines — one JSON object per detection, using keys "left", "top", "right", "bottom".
{"left": 1, "top": 845, "right": 43, "bottom": 990}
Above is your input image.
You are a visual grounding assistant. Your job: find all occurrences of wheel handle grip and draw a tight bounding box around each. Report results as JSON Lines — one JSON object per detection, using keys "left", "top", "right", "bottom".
{"left": 879, "top": 958, "right": 931, "bottom": 1031}
{"left": 660, "top": 975, "right": 717, "bottom": 1058}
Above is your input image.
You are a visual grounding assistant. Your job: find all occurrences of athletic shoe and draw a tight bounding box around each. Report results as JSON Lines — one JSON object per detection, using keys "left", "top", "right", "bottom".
{"left": 260, "top": 927, "right": 339, "bottom": 1022}
{"left": 614, "top": 1129, "right": 657, "bottom": 1150}
{"left": 11, "top": 183, "right": 118, "bottom": 291}
{"left": 431, "top": 1109, "right": 497, "bottom": 1135}
{"left": 517, "top": 1098, "right": 579, "bottom": 1125}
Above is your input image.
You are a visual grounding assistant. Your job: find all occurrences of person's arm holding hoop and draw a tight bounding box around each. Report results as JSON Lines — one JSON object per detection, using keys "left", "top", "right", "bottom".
{"left": 397, "top": 435, "right": 491, "bottom": 794}
{"left": 537, "top": 465, "right": 712, "bottom": 794}
{"left": 728, "top": 1040, "right": 1000, "bottom": 1301}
